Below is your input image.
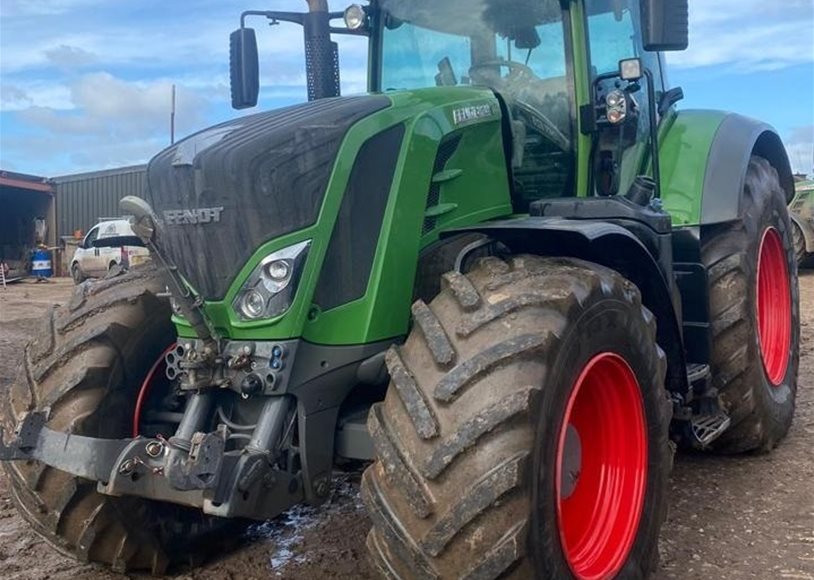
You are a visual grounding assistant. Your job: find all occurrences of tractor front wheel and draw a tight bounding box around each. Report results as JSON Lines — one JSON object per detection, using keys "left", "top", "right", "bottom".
{"left": 1, "top": 265, "right": 239, "bottom": 574}
{"left": 362, "top": 255, "right": 672, "bottom": 579}
{"left": 702, "top": 156, "right": 800, "bottom": 453}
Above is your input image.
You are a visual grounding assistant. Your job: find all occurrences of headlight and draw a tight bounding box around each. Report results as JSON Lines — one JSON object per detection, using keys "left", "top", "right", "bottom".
{"left": 605, "top": 89, "right": 627, "bottom": 125}
{"left": 233, "top": 240, "right": 311, "bottom": 321}
{"left": 240, "top": 289, "right": 267, "bottom": 319}
{"left": 343, "top": 4, "right": 367, "bottom": 30}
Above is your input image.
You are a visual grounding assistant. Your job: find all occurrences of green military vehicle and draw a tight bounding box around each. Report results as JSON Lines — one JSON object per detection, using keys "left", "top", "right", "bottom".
{"left": 791, "top": 178, "right": 814, "bottom": 265}
{"left": 0, "top": 0, "right": 800, "bottom": 578}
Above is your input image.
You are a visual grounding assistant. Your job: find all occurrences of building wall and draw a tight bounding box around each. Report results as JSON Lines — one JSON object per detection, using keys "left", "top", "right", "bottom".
{"left": 54, "top": 165, "right": 147, "bottom": 238}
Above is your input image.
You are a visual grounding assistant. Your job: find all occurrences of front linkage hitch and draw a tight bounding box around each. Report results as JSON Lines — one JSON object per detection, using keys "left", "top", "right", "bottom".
{"left": 0, "top": 404, "right": 302, "bottom": 519}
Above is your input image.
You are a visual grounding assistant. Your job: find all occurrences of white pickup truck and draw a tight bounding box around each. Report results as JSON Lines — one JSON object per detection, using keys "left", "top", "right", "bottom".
{"left": 70, "top": 219, "right": 150, "bottom": 284}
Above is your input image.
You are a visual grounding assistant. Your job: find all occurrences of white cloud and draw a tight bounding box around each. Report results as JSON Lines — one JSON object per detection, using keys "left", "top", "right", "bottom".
{"left": 0, "top": 0, "right": 370, "bottom": 174}
{"left": 0, "top": 81, "right": 73, "bottom": 111}
{"left": 18, "top": 73, "right": 209, "bottom": 138}
{"left": 667, "top": 0, "right": 814, "bottom": 72}
{"left": 44, "top": 45, "right": 97, "bottom": 69}
{"left": 1, "top": 73, "right": 214, "bottom": 173}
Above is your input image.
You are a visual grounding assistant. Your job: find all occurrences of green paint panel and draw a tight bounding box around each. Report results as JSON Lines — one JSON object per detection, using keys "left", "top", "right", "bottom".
{"left": 569, "top": 0, "right": 593, "bottom": 197}
{"left": 176, "top": 87, "right": 513, "bottom": 344}
{"left": 304, "top": 88, "right": 512, "bottom": 345}
{"left": 658, "top": 109, "right": 728, "bottom": 226}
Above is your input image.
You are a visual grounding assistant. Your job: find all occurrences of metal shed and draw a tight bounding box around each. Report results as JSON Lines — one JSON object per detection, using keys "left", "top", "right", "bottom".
{"left": 53, "top": 164, "right": 147, "bottom": 239}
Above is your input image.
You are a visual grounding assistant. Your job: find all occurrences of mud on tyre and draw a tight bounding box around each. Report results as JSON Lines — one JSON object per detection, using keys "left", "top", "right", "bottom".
{"left": 362, "top": 255, "right": 673, "bottom": 579}
{"left": 702, "top": 156, "right": 800, "bottom": 454}
{"left": 1, "top": 266, "right": 239, "bottom": 574}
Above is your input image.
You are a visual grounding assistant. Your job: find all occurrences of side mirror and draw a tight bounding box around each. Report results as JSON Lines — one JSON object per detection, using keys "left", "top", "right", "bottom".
{"left": 230, "top": 27, "right": 260, "bottom": 110}
{"left": 435, "top": 57, "right": 457, "bottom": 87}
{"left": 640, "top": 0, "right": 688, "bottom": 51}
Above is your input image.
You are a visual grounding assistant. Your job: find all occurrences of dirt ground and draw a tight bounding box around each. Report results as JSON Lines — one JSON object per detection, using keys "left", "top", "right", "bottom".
{"left": 0, "top": 273, "right": 812, "bottom": 580}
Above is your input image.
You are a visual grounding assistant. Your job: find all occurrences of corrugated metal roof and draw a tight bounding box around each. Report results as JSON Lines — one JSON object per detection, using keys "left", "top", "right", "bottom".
{"left": 0, "top": 169, "right": 54, "bottom": 194}
{"left": 53, "top": 165, "right": 147, "bottom": 237}
{"left": 52, "top": 164, "right": 147, "bottom": 183}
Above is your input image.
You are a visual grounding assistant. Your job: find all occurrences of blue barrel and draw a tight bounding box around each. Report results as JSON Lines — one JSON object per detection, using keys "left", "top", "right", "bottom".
{"left": 32, "top": 249, "right": 53, "bottom": 278}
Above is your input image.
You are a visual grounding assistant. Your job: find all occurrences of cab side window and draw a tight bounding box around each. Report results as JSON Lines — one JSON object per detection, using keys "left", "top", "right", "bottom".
{"left": 493, "top": 14, "right": 576, "bottom": 205}
{"left": 586, "top": 0, "right": 665, "bottom": 196}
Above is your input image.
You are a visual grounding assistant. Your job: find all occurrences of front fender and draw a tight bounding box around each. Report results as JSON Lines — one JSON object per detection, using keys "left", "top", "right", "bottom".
{"left": 445, "top": 218, "right": 690, "bottom": 396}
{"left": 660, "top": 110, "right": 794, "bottom": 226}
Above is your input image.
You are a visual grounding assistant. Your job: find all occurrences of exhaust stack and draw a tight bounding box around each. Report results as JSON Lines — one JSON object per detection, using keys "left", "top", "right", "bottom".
{"left": 303, "top": 0, "right": 340, "bottom": 101}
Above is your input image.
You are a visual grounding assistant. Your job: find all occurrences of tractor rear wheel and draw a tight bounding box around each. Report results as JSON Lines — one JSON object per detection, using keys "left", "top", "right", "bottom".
{"left": 702, "top": 156, "right": 800, "bottom": 453}
{"left": 1, "top": 265, "right": 239, "bottom": 573}
{"left": 362, "top": 255, "right": 672, "bottom": 579}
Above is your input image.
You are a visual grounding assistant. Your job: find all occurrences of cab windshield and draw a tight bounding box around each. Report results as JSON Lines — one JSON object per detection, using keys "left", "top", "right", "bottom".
{"left": 378, "top": 0, "right": 575, "bottom": 200}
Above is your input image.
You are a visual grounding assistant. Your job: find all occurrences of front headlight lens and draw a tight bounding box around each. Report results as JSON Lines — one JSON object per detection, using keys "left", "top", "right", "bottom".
{"left": 240, "top": 289, "right": 266, "bottom": 319}
{"left": 234, "top": 240, "right": 311, "bottom": 321}
{"left": 266, "top": 259, "right": 292, "bottom": 283}
{"left": 605, "top": 89, "right": 627, "bottom": 125}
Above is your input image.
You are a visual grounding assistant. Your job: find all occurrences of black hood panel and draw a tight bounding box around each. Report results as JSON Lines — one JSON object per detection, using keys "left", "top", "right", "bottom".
{"left": 146, "top": 96, "right": 390, "bottom": 300}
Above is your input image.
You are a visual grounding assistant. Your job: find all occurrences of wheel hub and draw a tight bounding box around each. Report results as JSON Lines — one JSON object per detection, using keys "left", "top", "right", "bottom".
{"left": 555, "top": 352, "right": 648, "bottom": 580}
{"left": 559, "top": 424, "right": 582, "bottom": 500}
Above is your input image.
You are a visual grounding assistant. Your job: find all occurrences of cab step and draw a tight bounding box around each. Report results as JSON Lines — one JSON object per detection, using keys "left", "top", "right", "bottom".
{"left": 690, "top": 412, "right": 731, "bottom": 448}
{"left": 674, "top": 363, "right": 731, "bottom": 448}
{"left": 686, "top": 362, "right": 711, "bottom": 386}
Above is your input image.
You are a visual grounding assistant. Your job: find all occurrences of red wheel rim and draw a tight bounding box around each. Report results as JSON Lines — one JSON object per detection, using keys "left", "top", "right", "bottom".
{"left": 756, "top": 227, "right": 791, "bottom": 386}
{"left": 132, "top": 344, "right": 176, "bottom": 437}
{"left": 555, "top": 353, "right": 648, "bottom": 580}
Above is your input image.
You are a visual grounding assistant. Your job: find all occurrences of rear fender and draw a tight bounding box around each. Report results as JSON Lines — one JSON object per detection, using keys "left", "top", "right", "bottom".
{"left": 660, "top": 110, "right": 794, "bottom": 226}
{"left": 446, "top": 218, "right": 690, "bottom": 396}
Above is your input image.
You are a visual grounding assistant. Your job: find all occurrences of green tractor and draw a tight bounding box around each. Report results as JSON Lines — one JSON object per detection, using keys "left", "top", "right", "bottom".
{"left": 791, "top": 178, "right": 814, "bottom": 265}
{"left": 0, "top": 0, "right": 800, "bottom": 578}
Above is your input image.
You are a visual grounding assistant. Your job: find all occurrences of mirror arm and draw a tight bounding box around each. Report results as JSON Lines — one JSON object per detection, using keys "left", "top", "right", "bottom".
{"left": 658, "top": 86, "right": 684, "bottom": 117}
{"left": 328, "top": 26, "right": 369, "bottom": 37}
{"left": 241, "top": 10, "right": 305, "bottom": 28}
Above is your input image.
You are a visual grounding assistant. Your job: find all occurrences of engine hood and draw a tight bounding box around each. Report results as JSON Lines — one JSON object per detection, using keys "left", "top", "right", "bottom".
{"left": 145, "top": 95, "right": 390, "bottom": 300}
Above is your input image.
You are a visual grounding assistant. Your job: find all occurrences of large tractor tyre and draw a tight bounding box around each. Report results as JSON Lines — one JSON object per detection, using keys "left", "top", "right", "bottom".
{"left": 702, "top": 156, "right": 800, "bottom": 454}
{"left": 362, "top": 255, "right": 672, "bottom": 580}
{"left": 791, "top": 221, "right": 807, "bottom": 266}
{"left": 1, "top": 265, "right": 238, "bottom": 574}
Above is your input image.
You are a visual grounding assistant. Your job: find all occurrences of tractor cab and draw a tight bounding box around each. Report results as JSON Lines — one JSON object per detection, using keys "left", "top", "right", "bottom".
{"left": 232, "top": 0, "right": 687, "bottom": 208}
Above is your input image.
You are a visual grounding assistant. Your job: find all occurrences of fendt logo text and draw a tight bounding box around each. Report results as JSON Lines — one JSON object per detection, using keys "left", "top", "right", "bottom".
{"left": 163, "top": 207, "right": 225, "bottom": 225}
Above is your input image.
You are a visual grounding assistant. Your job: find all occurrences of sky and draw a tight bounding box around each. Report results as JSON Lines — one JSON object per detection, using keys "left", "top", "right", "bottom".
{"left": 0, "top": 0, "right": 812, "bottom": 177}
